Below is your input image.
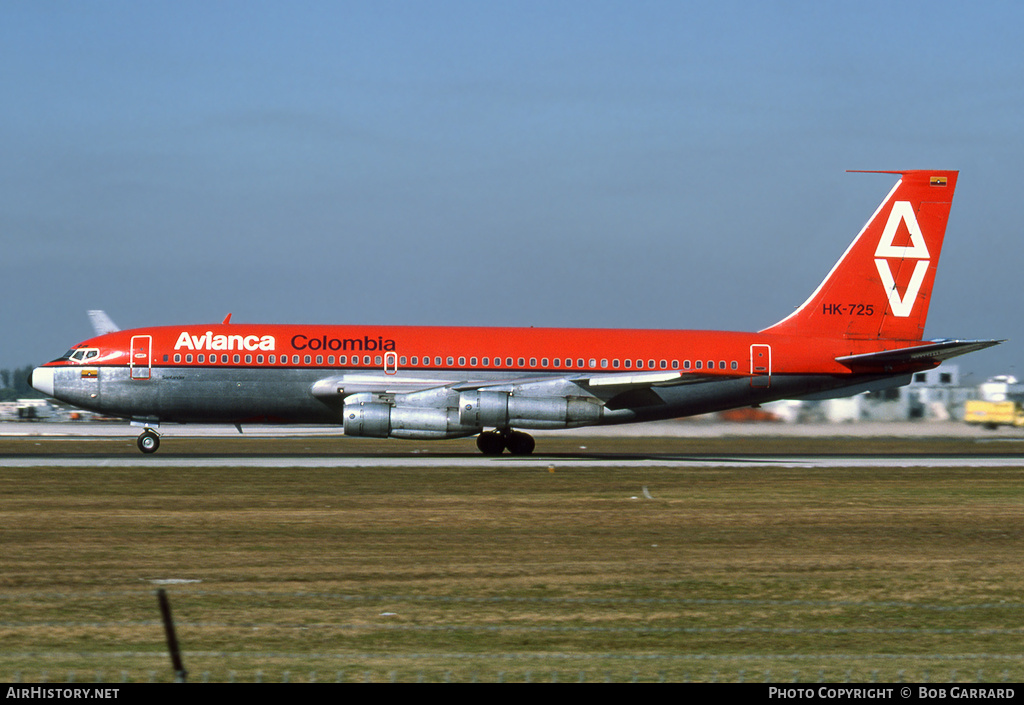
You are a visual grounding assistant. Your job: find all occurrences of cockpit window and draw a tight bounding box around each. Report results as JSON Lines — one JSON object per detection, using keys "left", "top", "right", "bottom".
{"left": 68, "top": 348, "right": 100, "bottom": 363}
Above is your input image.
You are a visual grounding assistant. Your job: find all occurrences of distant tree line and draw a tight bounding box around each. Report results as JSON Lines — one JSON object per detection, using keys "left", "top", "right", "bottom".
{"left": 1, "top": 367, "right": 40, "bottom": 401}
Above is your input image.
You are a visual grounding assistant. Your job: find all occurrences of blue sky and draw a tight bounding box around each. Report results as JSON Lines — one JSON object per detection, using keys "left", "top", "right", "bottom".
{"left": 2, "top": 1, "right": 1022, "bottom": 382}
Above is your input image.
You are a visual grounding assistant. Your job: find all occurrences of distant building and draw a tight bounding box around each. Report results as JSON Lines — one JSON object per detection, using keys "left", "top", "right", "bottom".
{"left": 0, "top": 399, "right": 54, "bottom": 421}
{"left": 801, "top": 364, "right": 975, "bottom": 422}
{"left": 977, "top": 375, "right": 1024, "bottom": 403}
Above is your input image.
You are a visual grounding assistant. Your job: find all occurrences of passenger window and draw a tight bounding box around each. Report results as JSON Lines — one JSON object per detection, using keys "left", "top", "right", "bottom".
{"left": 529, "top": 358, "right": 537, "bottom": 367}
{"left": 435, "top": 356, "right": 442, "bottom": 366}
{"left": 624, "top": 359, "right": 631, "bottom": 369}
{"left": 482, "top": 357, "right": 489, "bottom": 366}
{"left": 447, "top": 356, "right": 454, "bottom": 366}
{"left": 518, "top": 357, "right": 525, "bottom": 367}
{"left": 506, "top": 357, "right": 513, "bottom": 367}
{"left": 458, "top": 357, "right": 466, "bottom": 366}
{"left": 577, "top": 359, "right": 585, "bottom": 368}
{"left": 684, "top": 360, "right": 691, "bottom": 370}
{"left": 470, "top": 357, "right": 477, "bottom": 366}
{"left": 636, "top": 359, "right": 643, "bottom": 369}
{"left": 174, "top": 354, "right": 181, "bottom": 363}
{"left": 731, "top": 361, "right": 738, "bottom": 370}
{"left": 696, "top": 360, "right": 702, "bottom": 369}
{"left": 246, "top": 355, "right": 253, "bottom": 364}
{"left": 542, "top": 358, "right": 549, "bottom": 367}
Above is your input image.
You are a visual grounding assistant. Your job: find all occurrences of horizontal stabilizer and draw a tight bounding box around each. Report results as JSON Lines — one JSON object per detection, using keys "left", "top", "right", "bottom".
{"left": 836, "top": 339, "right": 1003, "bottom": 368}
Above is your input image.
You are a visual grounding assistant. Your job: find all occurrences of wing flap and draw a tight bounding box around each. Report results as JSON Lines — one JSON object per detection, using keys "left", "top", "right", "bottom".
{"left": 580, "top": 370, "right": 740, "bottom": 408}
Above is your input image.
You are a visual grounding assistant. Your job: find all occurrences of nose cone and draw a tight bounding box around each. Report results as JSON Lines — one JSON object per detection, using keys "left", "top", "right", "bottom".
{"left": 29, "top": 367, "right": 55, "bottom": 397}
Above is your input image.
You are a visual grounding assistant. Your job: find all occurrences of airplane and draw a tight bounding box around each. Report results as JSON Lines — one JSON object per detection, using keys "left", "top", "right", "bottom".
{"left": 30, "top": 170, "right": 1000, "bottom": 455}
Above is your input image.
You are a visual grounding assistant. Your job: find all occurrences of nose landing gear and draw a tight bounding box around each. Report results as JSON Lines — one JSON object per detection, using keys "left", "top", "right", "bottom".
{"left": 137, "top": 429, "right": 161, "bottom": 454}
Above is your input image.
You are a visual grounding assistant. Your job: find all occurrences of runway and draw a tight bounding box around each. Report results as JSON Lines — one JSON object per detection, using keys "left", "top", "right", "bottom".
{"left": 2, "top": 420, "right": 1022, "bottom": 468}
{"left": 3, "top": 453, "right": 1023, "bottom": 468}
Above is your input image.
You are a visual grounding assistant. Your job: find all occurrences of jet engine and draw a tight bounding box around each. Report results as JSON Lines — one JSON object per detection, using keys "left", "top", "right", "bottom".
{"left": 342, "top": 390, "right": 605, "bottom": 440}
{"left": 458, "top": 390, "right": 602, "bottom": 429}
{"left": 342, "top": 395, "right": 476, "bottom": 440}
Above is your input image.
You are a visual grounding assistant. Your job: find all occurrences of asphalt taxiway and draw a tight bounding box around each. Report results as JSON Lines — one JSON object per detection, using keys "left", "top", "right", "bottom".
{"left": 1, "top": 420, "right": 1021, "bottom": 469}
{"left": 3, "top": 454, "right": 1023, "bottom": 469}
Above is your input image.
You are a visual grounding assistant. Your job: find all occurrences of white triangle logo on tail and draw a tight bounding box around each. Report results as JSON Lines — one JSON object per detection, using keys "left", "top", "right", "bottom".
{"left": 873, "top": 201, "right": 930, "bottom": 318}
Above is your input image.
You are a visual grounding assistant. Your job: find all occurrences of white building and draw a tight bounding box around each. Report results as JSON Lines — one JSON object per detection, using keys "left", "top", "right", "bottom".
{"left": 808, "top": 364, "right": 975, "bottom": 422}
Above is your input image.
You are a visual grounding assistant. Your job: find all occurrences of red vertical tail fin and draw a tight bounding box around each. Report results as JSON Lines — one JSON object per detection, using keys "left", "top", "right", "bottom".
{"left": 761, "top": 170, "right": 958, "bottom": 341}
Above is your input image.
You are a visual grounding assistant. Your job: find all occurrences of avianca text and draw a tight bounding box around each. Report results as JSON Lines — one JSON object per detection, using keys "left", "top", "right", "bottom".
{"left": 174, "top": 331, "right": 276, "bottom": 352}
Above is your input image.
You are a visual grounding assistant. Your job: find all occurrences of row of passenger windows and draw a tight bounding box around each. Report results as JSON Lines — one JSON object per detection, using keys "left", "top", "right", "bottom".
{"left": 166, "top": 352, "right": 741, "bottom": 372}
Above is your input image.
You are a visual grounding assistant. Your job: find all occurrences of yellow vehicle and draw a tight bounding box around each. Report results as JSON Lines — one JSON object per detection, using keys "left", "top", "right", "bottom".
{"left": 964, "top": 400, "right": 1024, "bottom": 429}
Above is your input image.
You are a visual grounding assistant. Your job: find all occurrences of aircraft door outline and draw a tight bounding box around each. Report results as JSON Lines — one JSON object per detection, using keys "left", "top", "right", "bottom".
{"left": 750, "top": 344, "right": 771, "bottom": 388}
{"left": 130, "top": 335, "right": 152, "bottom": 380}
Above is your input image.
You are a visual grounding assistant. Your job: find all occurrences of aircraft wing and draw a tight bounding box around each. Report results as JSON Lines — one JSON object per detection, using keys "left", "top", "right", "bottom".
{"left": 574, "top": 370, "right": 738, "bottom": 410}
{"left": 310, "top": 371, "right": 586, "bottom": 398}
{"left": 836, "top": 339, "right": 1003, "bottom": 369}
{"left": 310, "top": 373, "right": 464, "bottom": 397}
{"left": 310, "top": 369, "right": 730, "bottom": 412}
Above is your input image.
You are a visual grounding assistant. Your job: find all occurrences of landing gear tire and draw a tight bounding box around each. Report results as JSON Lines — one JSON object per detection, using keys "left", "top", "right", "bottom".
{"left": 137, "top": 430, "right": 160, "bottom": 454}
{"left": 505, "top": 430, "right": 535, "bottom": 456}
{"left": 476, "top": 431, "right": 505, "bottom": 456}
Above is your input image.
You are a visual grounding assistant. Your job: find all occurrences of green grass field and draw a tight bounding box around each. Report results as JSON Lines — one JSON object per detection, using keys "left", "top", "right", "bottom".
{"left": 1, "top": 435, "right": 1023, "bottom": 682}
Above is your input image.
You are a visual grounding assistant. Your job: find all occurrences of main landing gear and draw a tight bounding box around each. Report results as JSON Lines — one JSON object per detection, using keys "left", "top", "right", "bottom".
{"left": 476, "top": 429, "right": 536, "bottom": 456}
{"left": 137, "top": 429, "right": 161, "bottom": 454}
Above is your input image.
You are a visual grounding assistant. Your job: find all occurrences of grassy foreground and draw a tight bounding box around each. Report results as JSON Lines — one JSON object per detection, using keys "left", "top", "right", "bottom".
{"left": 1, "top": 435, "right": 1023, "bottom": 682}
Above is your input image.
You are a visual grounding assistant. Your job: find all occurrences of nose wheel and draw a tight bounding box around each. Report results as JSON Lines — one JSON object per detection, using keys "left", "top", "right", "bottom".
{"left": 137, "top": 429, "right": 161, "bottom": 454}
{"left": 476, "top": 430, "right": 535, "bottom": 456}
